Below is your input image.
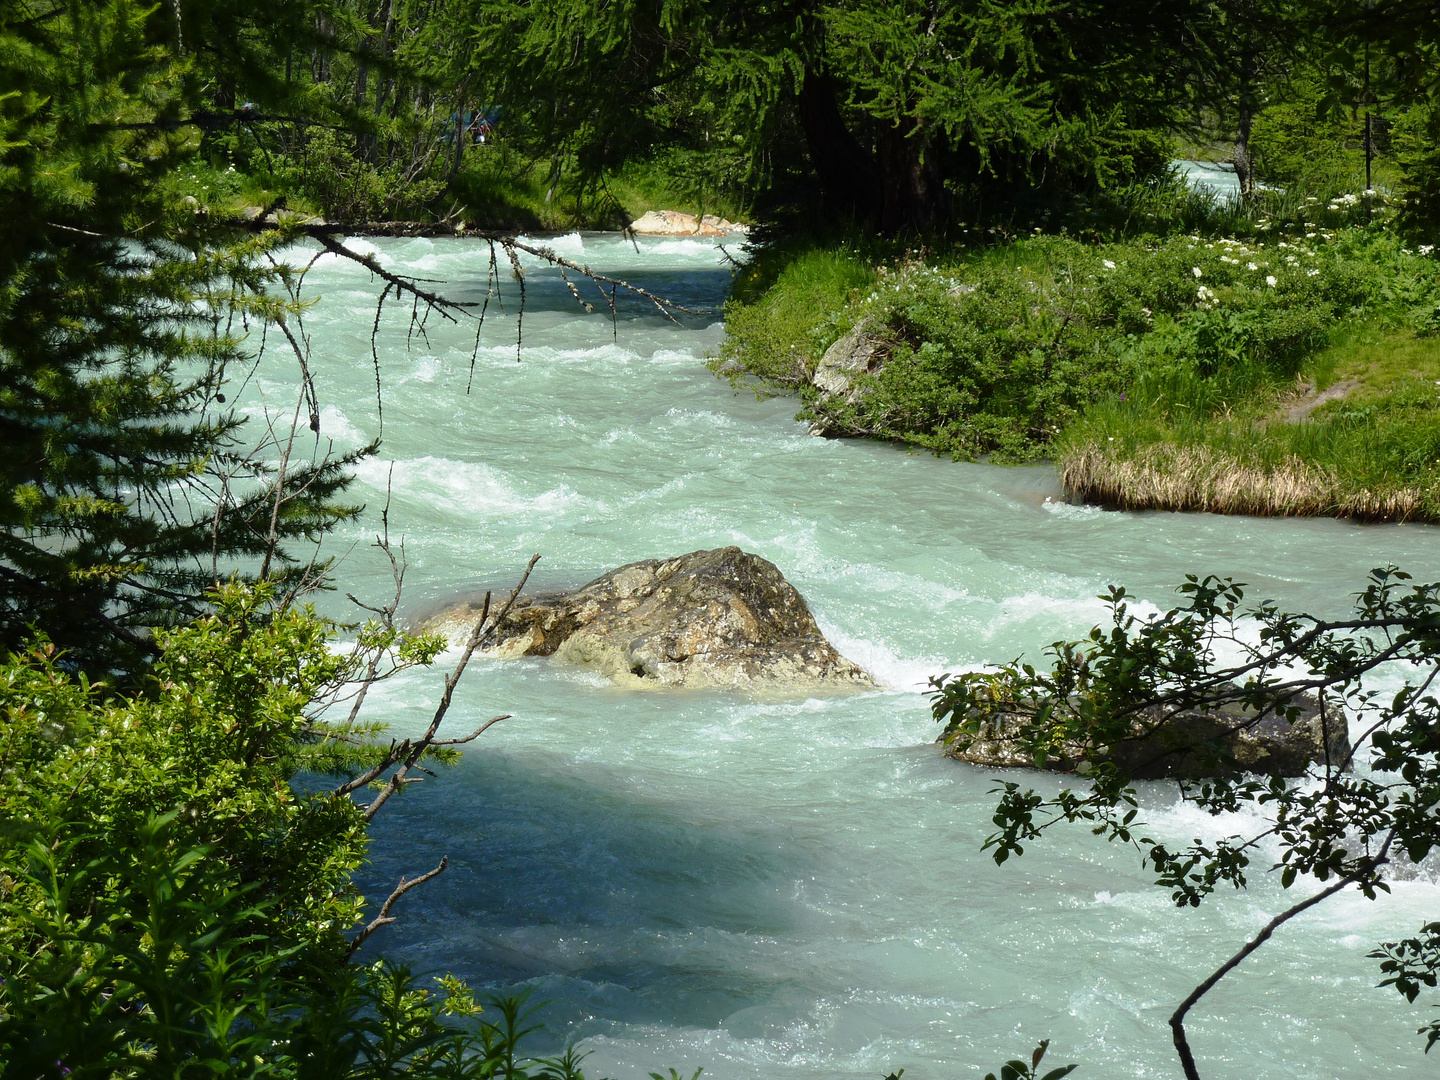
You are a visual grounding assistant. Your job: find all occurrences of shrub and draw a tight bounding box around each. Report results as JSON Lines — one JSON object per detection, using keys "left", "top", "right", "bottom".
{"left": 715, "top": 243, "right": 873, "bottom": 387}
{"left": 0, "top": 583, "right": 582, "bottom": 1078}
{"left": 722, "top": 225, "right": 1440, "bottom": 466}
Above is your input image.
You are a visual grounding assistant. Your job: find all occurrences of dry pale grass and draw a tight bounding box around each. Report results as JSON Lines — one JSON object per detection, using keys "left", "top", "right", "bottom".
{"left": 1061, "top": 442, "right": 1430, "bottom": 522}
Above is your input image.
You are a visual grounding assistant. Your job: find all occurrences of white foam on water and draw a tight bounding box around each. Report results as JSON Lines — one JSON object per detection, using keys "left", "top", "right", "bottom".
{"left": 352, "top": 454, "right": 597, "bottom": 520}
{"left": 652, "top": 348, "right": 707, "bottom": 366}
{"left": 515, "top": 232, "right": 586, "bottom": 263}
{"left": 662, "top": 407, "right": 735, "bottom": 428}
{"left": 402, "top": 354, "right": 443, "bottom": 383}
{"left": 1041, "top": 497, "right": 1105, "bottom": 519}
{"left": 643, "top": 238, "right": 729, "bottom": 261}
{"left": 318, "top": 236, "right": 386, "bottom": 266}
{"left": 814, "top": 615, "right": 958, "bottom": 697}
{"left": 476, "top": 342, "right": 639, "bottom": 366}
{"left": 393, "top": 237, "right": 435, "bottom": 259}
{"left": 315, "top": 403, "right": 367, "bottom": 447}
{"left": 979, "top": 589, "right": 1122, "bottom": 640}
{"left": 619, "top": 472, "right": 702, "bottom": 504}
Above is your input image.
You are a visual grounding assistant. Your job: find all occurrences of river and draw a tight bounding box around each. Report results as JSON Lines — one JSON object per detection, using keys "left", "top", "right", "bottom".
{"left": 257, "top": 233, "right": 1440, "bottom": 1079}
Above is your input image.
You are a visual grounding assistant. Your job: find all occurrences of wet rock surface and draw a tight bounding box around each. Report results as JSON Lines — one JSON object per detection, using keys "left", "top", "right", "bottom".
{"left": 425, "top": 547, "right": 875, "bottom": 692}
{"left": 628, "top": 210, "right": 747, "bottom": 236}
{"left": 943, "top": 698, "right": 1351, "bottom": 779}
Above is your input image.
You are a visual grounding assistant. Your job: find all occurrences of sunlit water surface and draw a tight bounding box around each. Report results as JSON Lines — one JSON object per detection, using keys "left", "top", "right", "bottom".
{"left": 252, "top": 233, "right": 1440, "bottom": 1079}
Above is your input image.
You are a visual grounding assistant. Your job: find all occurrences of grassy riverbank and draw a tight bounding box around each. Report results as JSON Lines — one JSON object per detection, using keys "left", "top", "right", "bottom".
{"left": 718, "top": 190, "right": 1440, "bottom": 521}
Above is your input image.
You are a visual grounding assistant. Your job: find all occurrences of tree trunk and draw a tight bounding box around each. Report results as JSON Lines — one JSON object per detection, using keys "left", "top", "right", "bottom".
{"left": 1233, "top": 48, "right": 1257, "bottom": 198}
{"left": 877, "top": 118, "right": 941, "bottom": 233}
{"left": 797, "top": 71, "right": 881, "bottom": 221}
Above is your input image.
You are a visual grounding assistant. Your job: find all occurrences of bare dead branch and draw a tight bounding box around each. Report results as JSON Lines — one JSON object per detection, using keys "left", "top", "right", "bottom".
{"left": 431, "top": 713, "right": 511, "bottom": 746}
{"left": 311, "top": 231, "right": 469, "bottom": 323}
{"left": 346, "top": 856, "right": 448, "bottom": 959}
{"left": 370, "top": 281, "right": 394, "bottom": 433}
{"left": 362, "top": 553, "right": 540, "bottom": 821}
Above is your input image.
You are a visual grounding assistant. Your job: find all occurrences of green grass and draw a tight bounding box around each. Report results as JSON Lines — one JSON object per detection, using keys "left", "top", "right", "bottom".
{"left": 1061, "top": 324, "right": 1440, "bottom": 520}
{"left": 712, "top": 242, "right": 874, "bottom": 388}
{"left": 719, "top": 183, "right": 1440, "bottom": 517}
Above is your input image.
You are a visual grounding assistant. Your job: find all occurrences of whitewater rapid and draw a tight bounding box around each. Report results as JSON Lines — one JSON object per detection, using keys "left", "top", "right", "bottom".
{"left": 257, "top": 233, "right": 1440, "bottom": 1079}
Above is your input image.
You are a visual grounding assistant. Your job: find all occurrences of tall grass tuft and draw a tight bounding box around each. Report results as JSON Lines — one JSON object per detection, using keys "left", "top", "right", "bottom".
{"left": 1060, "top": 440, "right": 1430, "bottom": 521}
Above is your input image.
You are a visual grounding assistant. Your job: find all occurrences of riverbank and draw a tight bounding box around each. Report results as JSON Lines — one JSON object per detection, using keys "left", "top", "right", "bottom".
{"left": 716, "top": 204, "right": 1440, "bottom": 522}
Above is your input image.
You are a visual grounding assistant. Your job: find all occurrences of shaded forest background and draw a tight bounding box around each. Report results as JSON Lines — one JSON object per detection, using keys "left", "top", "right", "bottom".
{"left": 199, "top": 0, "right": 1440, "bottom": 234}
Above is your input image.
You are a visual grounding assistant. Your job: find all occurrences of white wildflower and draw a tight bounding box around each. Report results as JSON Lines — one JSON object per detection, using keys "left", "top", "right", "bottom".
{"left": 1307, "top": 268, "right": 1320, "bottom": 277}
{"left": 1421, "top": 245, "right": 1436, "bottom": 256}
{"left": 1266, "top": 275, "right": 1277, "bottom": 287}
{"left": 1247, "top": 262, "right": 1259, "bottom": 271}
{"left": 1192, "top": 266, "right": 1203, "bottom": 278}
{"left": 1103, "top": 259, "right": 1116, "bottom": 269}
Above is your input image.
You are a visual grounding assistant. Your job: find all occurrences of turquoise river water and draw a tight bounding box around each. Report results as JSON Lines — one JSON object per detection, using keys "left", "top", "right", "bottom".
{"left": 252, "top": 233, "right": 1440, "bottom": 1079}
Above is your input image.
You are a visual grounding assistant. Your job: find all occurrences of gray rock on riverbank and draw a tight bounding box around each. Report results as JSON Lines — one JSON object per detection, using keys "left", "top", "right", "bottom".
{"left": 807, "top": 319, "right": 891, "bottom": 437}
{"left": 424, "top": 546, "right": 875, "bottom": 693}
{"left": 943, "top": 698, "right": 1351, "bottom": 779}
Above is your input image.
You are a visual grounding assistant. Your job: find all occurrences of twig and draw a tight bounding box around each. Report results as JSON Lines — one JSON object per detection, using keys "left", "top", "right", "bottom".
{"left": 346, "top": 856, "right": 448, "bottom": 958}
{"left": 312, "top": 232, "right": 469, "bottom": 323}
{"left": 361, "top": 554, "right": 540, "bottom": 820}
{"left": 1169, "top": 872, "right": 1363, "bottom": 1079}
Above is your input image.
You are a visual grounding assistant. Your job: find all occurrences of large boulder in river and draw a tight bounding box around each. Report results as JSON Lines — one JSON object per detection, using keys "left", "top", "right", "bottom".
{"left": 424, "top": 547, "right": 875, "bottom": 692}
{"left": 943, "top": 698, "right": 1350, "bottom": 779}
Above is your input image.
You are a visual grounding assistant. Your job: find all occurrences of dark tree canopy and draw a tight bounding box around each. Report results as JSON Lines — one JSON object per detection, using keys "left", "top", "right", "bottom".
{"left": 463, "top": 0, "right": 1241, "bottom": 230}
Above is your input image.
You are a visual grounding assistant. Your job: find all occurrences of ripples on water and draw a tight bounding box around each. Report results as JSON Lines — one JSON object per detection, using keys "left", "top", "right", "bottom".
{"left": 254, "top": 233, "right": 1440, "bottom": 1078}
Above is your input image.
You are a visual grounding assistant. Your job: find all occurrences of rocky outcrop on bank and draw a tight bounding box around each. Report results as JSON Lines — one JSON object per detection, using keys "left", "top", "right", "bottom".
{"left": 424, "top": 547, "right": 874, "bottom": 692}
{"left": 943, "top": 698, "right": 1350, "bottom": 779}
{"left": 806, "top": 319, "right": 893, "bottom": 437}
{"left": 629, "top": 210, "right": 748, "bottom": 236}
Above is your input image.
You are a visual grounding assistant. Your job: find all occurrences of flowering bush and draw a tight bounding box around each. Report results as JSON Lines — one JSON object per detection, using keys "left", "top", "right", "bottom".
{"left": 793, "top": 230, "right": 1439, "bottom": 461}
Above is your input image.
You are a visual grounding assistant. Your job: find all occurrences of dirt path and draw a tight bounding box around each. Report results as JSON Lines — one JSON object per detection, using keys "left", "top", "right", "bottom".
{"left": 1279, "top": 378, "right": 1358, "bottom": 423}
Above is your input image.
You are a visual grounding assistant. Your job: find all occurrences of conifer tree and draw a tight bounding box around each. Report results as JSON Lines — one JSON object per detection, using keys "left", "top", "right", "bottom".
{"left": 464, "top": 0, "right": 1201, "bottom": 231}
{"left": 0, "top": 0, "right": 365, "bottom": 673}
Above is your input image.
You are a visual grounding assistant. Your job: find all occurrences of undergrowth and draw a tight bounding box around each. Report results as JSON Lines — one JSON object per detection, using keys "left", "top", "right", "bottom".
{"left": 719, "top": 179, "right": 1440, "bottom": 515}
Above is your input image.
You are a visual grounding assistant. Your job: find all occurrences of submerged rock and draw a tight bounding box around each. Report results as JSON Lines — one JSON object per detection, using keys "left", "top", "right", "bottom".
{"left": 942, "top": 698, "right": 1351, "bottom": 779}
{"left": 425, "top": 547, "right": 875, "bottom": 692}
{"left": 807, "top": 319, "right": 891, "bottom": 437}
